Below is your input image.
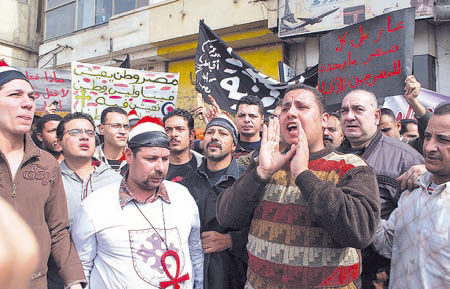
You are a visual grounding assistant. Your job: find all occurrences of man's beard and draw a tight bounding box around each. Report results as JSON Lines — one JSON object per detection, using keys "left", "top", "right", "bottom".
{"left": 205, "top": 141, "right": 230, "bottom": 162}
{"left": 169, "top": 138, "right": 190, "bottom": 155}
{"left": 43, "top": 142, "right": 62, "bottom": 156}
{"left": 206, "top": 151, "right": 230, "bottom": 162}
{"left": 323, "top": 135, "right": 333, "bottom": 144}
{"left": 139, "top": 173, "right": 165, "bottom": 192}
{"left": 170, "top": 146, "right": 189, "bottom": 155}
{"left": 240, "top": 130, "right": 257, "bottom": 138}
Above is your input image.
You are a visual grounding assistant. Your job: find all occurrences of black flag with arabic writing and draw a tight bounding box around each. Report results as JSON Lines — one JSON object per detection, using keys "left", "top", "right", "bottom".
{"left": 195, "top": 20, "right": 295, "bottom": 114}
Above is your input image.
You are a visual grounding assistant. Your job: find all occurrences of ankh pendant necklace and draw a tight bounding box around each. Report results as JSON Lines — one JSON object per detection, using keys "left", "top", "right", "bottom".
{"left": 133, "top": 200, "right": 190, "bottom": 289}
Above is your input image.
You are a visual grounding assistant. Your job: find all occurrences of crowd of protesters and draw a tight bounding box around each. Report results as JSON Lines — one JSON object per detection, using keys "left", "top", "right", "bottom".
{"left": 0, "top": 66, "right": 448, "bottom": 289}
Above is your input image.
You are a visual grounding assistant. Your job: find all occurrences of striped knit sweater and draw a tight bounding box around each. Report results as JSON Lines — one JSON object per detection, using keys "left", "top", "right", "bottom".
{"left": 217, "top": 146, "right": 380, "bottom": 289}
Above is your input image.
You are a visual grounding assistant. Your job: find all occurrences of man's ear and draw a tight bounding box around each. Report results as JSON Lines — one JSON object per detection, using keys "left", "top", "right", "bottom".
{"left": 321, "top": 112, "right": 330, "bottom": 130}
{"left": 189, "top": 130, "right": 195, "bottom": 145}
{"left": 124, "top": 147, "right": 133, "bottom": 164}
{"left": 375, "top": 108, "right": 381, "bottom": 125}
{"left": 396, "top": 120, "right": 401, "bottom": 132}
{"left": 98, "top": 124, "right": 105, "bottom": 135}
{"left": 36, "top": 133, "right": 44, "bottom": 142}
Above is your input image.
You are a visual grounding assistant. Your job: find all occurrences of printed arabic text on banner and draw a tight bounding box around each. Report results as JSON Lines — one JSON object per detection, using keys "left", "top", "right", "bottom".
{"left": 14, "top": 67, "right": 71, "bottom": 112}
{"left": 71, "top": 62, "right": 179, "bottom": 122}
{"left": 318, "top": 7, "right": 415, "bottom": 112}
{"left": 195, "top": 20, "right": 305, "bottom": 115}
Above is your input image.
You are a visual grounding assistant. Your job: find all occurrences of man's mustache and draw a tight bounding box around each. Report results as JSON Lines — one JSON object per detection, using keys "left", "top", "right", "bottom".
{"left": 206, "top": 141, "right": 222, "bottom": 149}
{"left": 323, "top": 135, "right": 333, "bottom": 142}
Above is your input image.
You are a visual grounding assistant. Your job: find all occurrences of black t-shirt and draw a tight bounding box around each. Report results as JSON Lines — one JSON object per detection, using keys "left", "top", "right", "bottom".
{"left": 205, "top": 166, "right": 228, "bottom": 187}
{"left": 106, "top": 159, "right": 121, "bottom": 171}
{"left": 166, "top": 157, "right": 198, "bottom": 183}
{"left": 238, "top": 139, "right": 261, "bottom": 152}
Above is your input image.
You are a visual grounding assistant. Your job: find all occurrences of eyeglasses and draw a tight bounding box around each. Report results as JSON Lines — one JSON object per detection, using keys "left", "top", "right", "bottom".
{"left": 64, "top": 128, "right": 96, "bottom": 137}
{"left": 104, "top": 123, "right": 131, "bottom": 130}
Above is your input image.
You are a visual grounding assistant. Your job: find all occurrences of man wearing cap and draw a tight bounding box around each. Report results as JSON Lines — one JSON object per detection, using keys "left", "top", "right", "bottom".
{"left": 182, "top": 116, "right": 248, "bottom": 289}
{"left": 71, "top": 119, "right": 203, "bottom": 288}
{"left": 0, "top": 67, "right": 86, "bottom": 288}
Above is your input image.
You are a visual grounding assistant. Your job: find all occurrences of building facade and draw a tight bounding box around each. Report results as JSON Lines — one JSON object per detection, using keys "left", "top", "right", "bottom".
{"left": 0, "top": 0, "right": 43, "bottom": 67}
{"left": 37, "top": 0, "right": 449, "bottom": 113}
{"left": 38, "top": 0, "right": 282, "bottom": 112}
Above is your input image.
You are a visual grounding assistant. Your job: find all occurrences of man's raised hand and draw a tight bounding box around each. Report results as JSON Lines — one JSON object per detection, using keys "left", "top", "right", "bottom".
{"left": 257, "top": 117, "right": 296, "bottom": 180}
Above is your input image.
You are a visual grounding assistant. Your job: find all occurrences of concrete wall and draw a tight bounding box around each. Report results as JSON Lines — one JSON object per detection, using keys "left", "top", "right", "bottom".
{"left": 435, "top": 22, "right": 450, "bottom": 95}
{"left": 0, "top": 0, "right": 43, "bottom": 67}
{"left": 39, "top": 0, "right": 278, "bottom": 69}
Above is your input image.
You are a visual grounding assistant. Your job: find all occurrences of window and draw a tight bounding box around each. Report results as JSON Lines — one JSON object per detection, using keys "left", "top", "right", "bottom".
{"left": 46, "top": 1, "right": 76, "bottom": 39}
{"left": 95, "top": 0, "right": 112, "bottom": 24}
{"left": 114, "top": 0, "right": 134, "bottom": 14}
{"left": 45, "top": 0, "right": 168, "bottom": 39}
{"left": 47, "top": 0, "right": 72, "bottom": 9}
{"left": 77, "top": 0, "right": 95, "bottom": 29}
{"left": 137, "top": 0, "right": 149, "bottom": 8}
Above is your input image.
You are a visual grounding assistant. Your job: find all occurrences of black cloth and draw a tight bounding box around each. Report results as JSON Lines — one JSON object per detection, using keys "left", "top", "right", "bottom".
{"left": 181, "top": 159, "right": 248, "bottom": 289}
{"left": 0, "top": 69, "right": 31, "bottom": 87}
{"left": 205, "top": 117, "right": 238, "bottom": 145}
{"left": 166, "top": 156, "right": 198, "bottom": 183}
{"left": 205, "top": 166, "right": 228, "bottom": 186}
{"left": 237, "top": 140, "right": 260, "bottom": 152}
{"left": 128, "top": 131, "right": 169, "bottom": 149}
{"left": 106, "top": 159, "right": 121, "bottom": 171}
{"left": 232, "top": 134, "right": 261, "bottom": 159}
{"left": 47, "top": 257, "right": 64, "bottom": 289}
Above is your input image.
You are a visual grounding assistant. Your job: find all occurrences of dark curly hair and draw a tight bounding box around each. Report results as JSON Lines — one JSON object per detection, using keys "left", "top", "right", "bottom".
{"left": 56, "top": 112, "right": 95, "bottom": 140}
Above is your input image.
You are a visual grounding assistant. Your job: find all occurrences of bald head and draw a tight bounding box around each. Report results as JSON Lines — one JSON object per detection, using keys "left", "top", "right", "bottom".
{"left": 340, "top": 90, "right": 381, "bottom": 149}
{"left": 346, "top": 90, "right": 378, "bottom": 107}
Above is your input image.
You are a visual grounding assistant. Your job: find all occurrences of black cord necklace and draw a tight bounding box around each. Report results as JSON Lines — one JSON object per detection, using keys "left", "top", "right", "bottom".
{"left": 132, "top": 200, "right": 168, "bottom": 250}
{"left": 132, "top": 199, "right": 190, "bottom": 288}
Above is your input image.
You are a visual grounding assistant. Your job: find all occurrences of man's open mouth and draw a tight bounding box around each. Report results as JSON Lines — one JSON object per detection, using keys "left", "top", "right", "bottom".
{"left": 287, "top": 123, "right": 297, "bottom": 131}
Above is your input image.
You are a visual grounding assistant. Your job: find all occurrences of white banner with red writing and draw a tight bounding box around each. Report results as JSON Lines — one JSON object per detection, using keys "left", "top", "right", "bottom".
{"left": 71, "top": 61, "right": 179, "bottom": 122}
{"left": 14, "top": 67, "right": 71, "bottom": 112}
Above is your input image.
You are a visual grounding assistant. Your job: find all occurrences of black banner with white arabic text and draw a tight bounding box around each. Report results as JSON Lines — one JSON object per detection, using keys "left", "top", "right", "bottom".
{"left": 195, "top": 20, "right": 294, "bottom": 114}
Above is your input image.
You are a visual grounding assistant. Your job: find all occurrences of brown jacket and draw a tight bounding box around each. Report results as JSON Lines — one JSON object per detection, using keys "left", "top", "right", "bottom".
{"left": 0, "top": 134, "right": 86, "bottom": 289}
